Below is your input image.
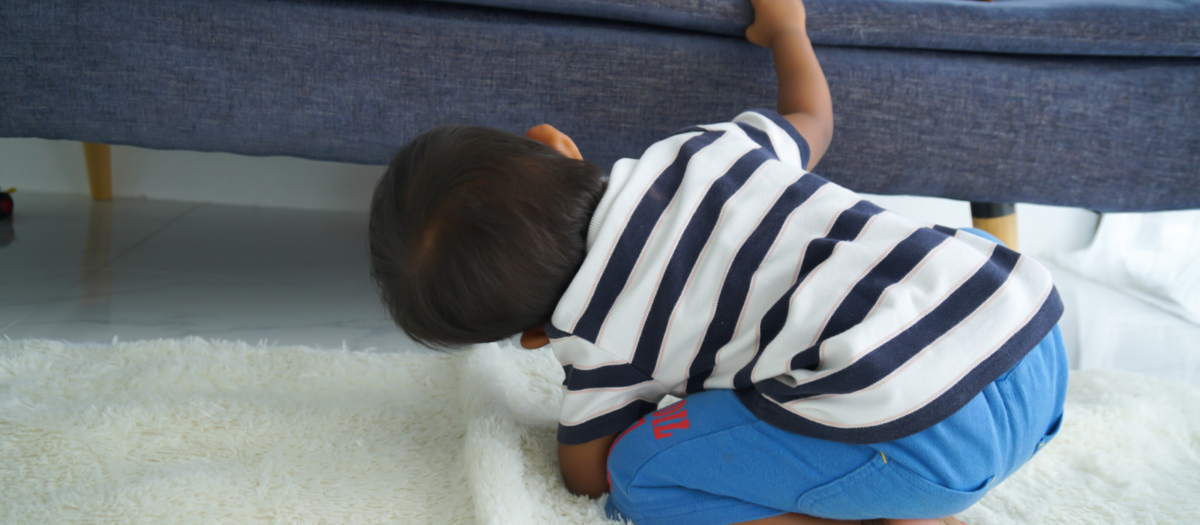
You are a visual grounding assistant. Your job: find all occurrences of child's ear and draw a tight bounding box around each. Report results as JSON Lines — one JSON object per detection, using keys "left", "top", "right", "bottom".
{"left": 526, "top": 124, "right": 583, "bottom": 160}
{"left": 520, "top": 324, "right": 551, "bottom": 349}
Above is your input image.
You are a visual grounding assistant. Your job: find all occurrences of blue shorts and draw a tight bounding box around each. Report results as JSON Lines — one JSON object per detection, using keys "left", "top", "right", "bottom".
{"left": 605, "top": 230, "right": 1069, "bottom": 525}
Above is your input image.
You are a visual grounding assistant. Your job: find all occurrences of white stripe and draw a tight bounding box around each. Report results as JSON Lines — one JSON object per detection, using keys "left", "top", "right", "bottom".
{"left": 553, "top": 132, "right": 704, "bottom": 336}
{"left": 655, "top": 155, "right": 807, "bottom": 388}
{"left": 551, "top": 336, "right": 629, "bottom": 370}
{"left": 774, "top": 255, "right": 1055, "bottom": 428}
{"left": 586, "top": 158, "right": 637, "bottom": 250}
{"left": 733, "top": 111, "right": 804, "bottom": 169}
{"left": 762, "top": 240, "right": 994, "bottom": 385}
{"left": 653, "top": 161, "right": 775, "bottom": 389}
{"left": 704, "top": 182, "right": 860, "bottom": 389}
{"left": 752, "top": 210, "right": 919, "bottom": 382}
{"left": 597, "top": 133, "right": 750, "bottom": 360}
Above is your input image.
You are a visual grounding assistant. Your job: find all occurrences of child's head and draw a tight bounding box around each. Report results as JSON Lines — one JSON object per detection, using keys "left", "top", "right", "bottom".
{"left": 369, "top": 125, "right": 607, "bottom": 350}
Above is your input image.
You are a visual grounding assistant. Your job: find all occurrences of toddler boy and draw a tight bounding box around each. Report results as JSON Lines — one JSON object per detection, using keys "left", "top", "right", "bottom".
{"left": 368, "top": 0, "right": 1068, "bottom": 523}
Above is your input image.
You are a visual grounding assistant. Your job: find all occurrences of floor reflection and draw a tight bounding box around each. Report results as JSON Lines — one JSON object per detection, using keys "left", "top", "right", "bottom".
{"left": 79, "top": 200, "right": 113, "bottom": 319}
{"left": 0, "top": 218, "right": 13, "bottom": 247}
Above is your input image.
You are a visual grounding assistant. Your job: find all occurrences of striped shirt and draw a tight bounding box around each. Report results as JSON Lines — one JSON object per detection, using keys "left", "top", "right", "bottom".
{"left": 548, "top": 108, "right": 1062, "bottom": 445}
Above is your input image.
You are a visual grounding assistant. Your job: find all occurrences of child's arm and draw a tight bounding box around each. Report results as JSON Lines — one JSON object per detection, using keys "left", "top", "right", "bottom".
{"left": 745, "top": 0, "right": 834, "bottom": 171}
{"left": 558, "top": 432, "right": 619, "bottom": 498}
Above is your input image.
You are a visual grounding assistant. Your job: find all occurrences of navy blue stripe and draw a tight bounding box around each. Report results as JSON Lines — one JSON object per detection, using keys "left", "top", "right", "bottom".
{"left": 730, "top": 199, "right": 883, "bottom": 390}
{"left": 669, "top": 125, "right": 709, "bottom": 136}
{"left": 738, "top": 287, "right": 1063, "bottom": 444}
{"left": 749, "top": 107, "right": 810, "bottom": 169}
{"left": 766, "top": 245, "right": 1023, "bottom": 402}
{"left": 933, "top": 224, "right": 958, "bottom": 237}
{"left": 631, "top": 148, "right": 774, "bottom": 375}
{"left": 546, "top": 323, "right": 571, "bottom": 340}
{"left": 810, "top": 227, "right": 949, "bottom": 352}
{"left": 562, "top": 364, "right": 655, "bottom": 391}
{"left": 557, "top": 399, "right": 660, "bottom": 445}
{"left": 572, "top": 131, "right": 724, "bottom": 343}
{"left": 684, "top": 174, "right": 833, "bottom": 393}
{"left": 735, "top": 122, "right": 777, "bottom": 159}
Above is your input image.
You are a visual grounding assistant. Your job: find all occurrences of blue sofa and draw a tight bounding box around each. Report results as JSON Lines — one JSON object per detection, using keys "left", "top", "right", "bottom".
{"left": 3, "top": 0, "right": 1198, "bottom": 212}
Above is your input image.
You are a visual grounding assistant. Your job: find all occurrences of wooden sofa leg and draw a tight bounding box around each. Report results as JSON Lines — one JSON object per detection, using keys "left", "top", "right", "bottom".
{"left": 82, "top": 142, "right": 113, "bottom": 201}
{"left": 970, "top": 202, "right": 1019, "bottom": 251}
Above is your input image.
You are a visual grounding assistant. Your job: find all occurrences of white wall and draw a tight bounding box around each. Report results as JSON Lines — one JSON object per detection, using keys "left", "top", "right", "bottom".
{"left": 0, "top": 137, "right": 1100, "bottom": 255}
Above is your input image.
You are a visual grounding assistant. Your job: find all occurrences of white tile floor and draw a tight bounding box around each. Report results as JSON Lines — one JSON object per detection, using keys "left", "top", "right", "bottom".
{"left": 2, "top": 192, "right": 433, "bottom": 354}
{"left": 4, "top": 191, "right": 1199, "bottom": 388}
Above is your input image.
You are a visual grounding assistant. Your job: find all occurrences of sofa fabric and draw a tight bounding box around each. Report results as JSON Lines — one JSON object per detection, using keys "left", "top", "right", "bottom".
{"left": 429, "top": 0, "right": 1200, "bottom": 57}
{"left": 2, "top": 0, "right": 1197, "bottom": 212}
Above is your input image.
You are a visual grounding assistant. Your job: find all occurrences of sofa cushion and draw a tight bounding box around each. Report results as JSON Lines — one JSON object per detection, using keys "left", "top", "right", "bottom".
{"left": 425, "top": 0, "right": 1200, "bottom": 57}
{"left": 3, "top": 0, "right": 1198, "bottom": 211}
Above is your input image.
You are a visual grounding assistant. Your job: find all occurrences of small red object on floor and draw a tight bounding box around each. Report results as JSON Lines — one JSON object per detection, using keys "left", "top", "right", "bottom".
{"left": 0, "top": 189, "right": 13, "bottom": 220}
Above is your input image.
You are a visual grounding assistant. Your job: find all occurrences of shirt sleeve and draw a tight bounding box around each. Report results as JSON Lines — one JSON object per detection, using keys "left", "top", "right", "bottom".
{"left": 550, "top": 334, "right": 665, "bottom": 445}
{"left": 733, "top": 108, "right": 811, "bottom": 171}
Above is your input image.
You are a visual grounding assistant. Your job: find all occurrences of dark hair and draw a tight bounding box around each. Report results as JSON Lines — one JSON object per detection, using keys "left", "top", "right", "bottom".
{"left": 369, "top": 125, "right": 607, "bottom": 350}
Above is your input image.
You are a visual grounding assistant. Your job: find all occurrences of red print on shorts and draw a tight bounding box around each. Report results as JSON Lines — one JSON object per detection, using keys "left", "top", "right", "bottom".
{"left": 651, "top": 400, "right": 690, "bottom": 439}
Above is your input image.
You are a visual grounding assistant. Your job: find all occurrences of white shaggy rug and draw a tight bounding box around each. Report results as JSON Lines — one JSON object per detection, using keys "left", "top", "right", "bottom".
{"left": 2, "top": 338, "right": 1198, "bottom": 525}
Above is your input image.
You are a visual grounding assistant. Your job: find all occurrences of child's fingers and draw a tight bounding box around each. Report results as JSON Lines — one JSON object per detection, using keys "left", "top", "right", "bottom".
{"left": 744, "top": 0, "right": 806, "bottom": 48}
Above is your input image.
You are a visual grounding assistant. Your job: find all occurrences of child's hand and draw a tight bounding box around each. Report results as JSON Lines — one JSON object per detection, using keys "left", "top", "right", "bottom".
{"left": 745, "top": 0, "right": 807, "bottom": 48}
